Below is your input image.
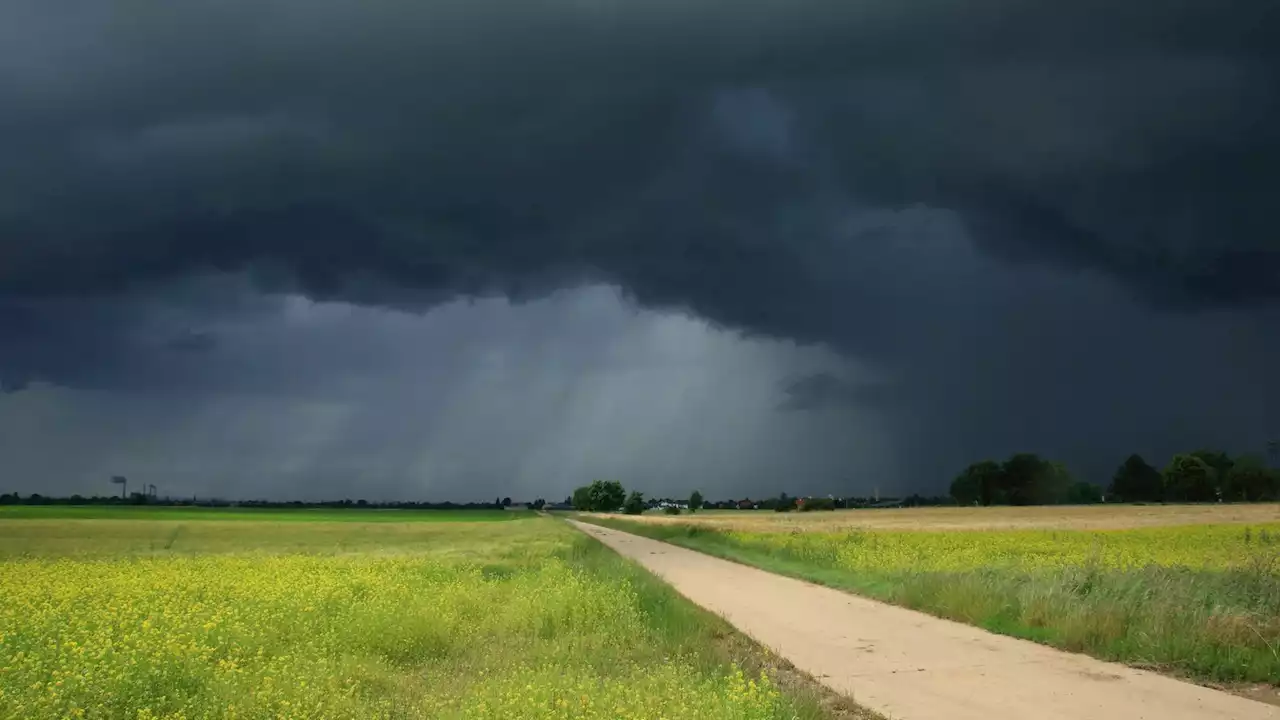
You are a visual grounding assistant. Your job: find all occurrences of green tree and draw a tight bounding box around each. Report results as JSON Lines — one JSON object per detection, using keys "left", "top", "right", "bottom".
{"left": 1162, "top": 454, "right": 1217, "bottom": 502}
{"left": 585, "top": 479, "right": 626, "bottom": 512}
{"left": 1066, "top": 481, "right": 1104, "bottom": 504}
{"left": 1038, "top": 461, "right": 1076, "bottom": 504}
{"left": 623, "top": 491, "right": 646, "bottom": 515}
{"left": 689, "top": 490, "right": 704, "bottom": 513}
{"left": 950, "top": 468, "right": 982, "bottom": 505}
{"left": 951, "top": 460, "right": 1004, "bottom": 505}
{"left": 1190, "top": 449, "right": 1233, "bottom": 497}
{"left": 571, "top": 485, "right": 593, "bottom": 511}
{"left": 1001, "top": 453, "right": 1048, "bottom": 505}
{"left": 1109, "top": 454, "right": 1163, "bottom": 502}
{"left": 1223, "top": 455, "right": 1279, "bottom": 501}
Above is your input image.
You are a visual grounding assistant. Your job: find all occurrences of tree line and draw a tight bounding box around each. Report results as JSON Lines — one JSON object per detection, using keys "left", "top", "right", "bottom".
{"left": 950, "top": 450, "right": 1280, "bottom": 506}
{"left": 567, "top": 480, "right": 954, "bottom": 515}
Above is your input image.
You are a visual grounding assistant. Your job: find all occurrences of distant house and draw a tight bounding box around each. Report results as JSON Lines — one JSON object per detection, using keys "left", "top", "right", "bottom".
{"left": 867, "top": 499, "right": 906, "bottom": 509}
{"left": 505, "top": 503, "right": 528, "bottom": 511}
{"left": 544, "top": 502, "right": 574, "bottom": 511}
{"left": 736, "top": 499, "right": 756, "bottom": 510}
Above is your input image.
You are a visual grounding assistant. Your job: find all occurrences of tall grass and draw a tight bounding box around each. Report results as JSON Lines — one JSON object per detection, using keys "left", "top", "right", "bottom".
{"left": 0, "top": 517, "right": 821, "bottom": 719}
{"left": 583, "top": 516, "right": 1280, "bottom": 684}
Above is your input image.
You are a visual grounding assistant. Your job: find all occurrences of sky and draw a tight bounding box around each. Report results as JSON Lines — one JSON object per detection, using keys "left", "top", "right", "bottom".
{"left": 1, "top": 0, "right": 1277, "bottom": 501}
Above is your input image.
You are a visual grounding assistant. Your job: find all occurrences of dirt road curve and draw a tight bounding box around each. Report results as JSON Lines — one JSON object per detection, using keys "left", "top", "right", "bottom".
{"left": 571, "top": 521, "right": 1280, "bottom": 720}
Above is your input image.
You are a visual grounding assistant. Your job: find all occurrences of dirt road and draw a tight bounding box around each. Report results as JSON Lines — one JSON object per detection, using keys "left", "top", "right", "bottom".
{"left": 571, "top": 520, "right": 1279, "bottom": 720}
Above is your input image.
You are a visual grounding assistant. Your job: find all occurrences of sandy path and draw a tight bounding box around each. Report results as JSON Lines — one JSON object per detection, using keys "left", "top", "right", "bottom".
{"left": 571, "top": 520, "right": 1279, "bottom": 720}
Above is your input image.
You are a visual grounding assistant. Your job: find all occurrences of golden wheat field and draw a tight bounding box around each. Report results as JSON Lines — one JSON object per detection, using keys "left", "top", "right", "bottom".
{"left": 0, "top": 514, "right": 809, "bottom": 720}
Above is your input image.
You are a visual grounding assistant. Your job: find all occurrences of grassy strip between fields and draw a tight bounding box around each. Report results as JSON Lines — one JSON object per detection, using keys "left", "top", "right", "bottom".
{"left": 0, "top": 517, "right": 868, "bottom": 719}
{"left": 577, "top": 515, "right": 1280, "bottom": 686}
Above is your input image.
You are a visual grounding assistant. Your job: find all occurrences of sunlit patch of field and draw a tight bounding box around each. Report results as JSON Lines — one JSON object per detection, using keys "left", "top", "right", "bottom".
{"left": 611, "top": 503, "right": 1280, "bottom": 531}
{"left": 0, "top": 517, "right": 821, "bottom": 720}
{"left": 583, "top": 506, "right": 1280, "bottom": 685}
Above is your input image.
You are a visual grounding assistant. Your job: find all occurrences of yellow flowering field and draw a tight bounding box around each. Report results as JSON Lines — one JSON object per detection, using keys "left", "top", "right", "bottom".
{"left": 0, "top": 516, "right": 809, "bottom": 720}
{"left": 584, "top": 513, "right": 1280, "bottom": 684}
{"left": 721, "top": 521, "right": 1280, "bottom": 573}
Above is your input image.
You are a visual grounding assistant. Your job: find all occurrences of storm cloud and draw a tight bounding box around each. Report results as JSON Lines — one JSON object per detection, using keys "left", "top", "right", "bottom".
{"left": 1, "top": 0, "right": 1278, "bottom": 499}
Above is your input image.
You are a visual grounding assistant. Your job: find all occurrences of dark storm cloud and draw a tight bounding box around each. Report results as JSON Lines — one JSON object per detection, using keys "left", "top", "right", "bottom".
{"left": 2, "top": 0, "right": 1279, "bottom": 494}
{"left": 2, "top": 0, "right": 1277, "bottom": 312}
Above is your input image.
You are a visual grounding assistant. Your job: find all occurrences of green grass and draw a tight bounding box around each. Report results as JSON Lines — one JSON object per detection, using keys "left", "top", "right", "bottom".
{"left": 0, "top": 505, "right": 525, "bottom": 522}
{"left": 0, "top": 514, "right": 839, "bottom": 719}
{"left": 580, "top": 516, "right": 1280, "bottom": 686}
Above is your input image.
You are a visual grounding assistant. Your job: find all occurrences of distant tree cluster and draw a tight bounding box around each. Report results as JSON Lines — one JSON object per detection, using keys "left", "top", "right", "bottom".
{"left": 949, "top": 449, "right": 1280, "bottom": 506}
{"left": 571, "top": 480, "right": 627, "bottom": 512}
{"left": 949, "top": 453, "right": 1099, "bottom": 506}
{"left": 1109, "top": 451, "right": 1279, "bottom": 503}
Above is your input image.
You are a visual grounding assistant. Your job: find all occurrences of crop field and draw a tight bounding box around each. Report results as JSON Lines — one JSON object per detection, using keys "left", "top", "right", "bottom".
{"left": 585, "top": 504, "right": 1280, "bottom": 685}
{"left": 0, "top": 513, "right": 827, "bottom": 720}
{"left": 622, "top": 502, "right": 1280, "bottom": 531}
{"left": 0, "top": 506, "right": 526, "bottom": 523}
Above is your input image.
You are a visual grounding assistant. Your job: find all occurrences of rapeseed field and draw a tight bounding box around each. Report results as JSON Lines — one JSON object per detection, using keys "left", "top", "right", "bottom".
{"left": 722, "top": 521, "right": 1280, "bottom": 572}
{"left": 586, "top": 513, "right": 1280, "bottom": 684}
{"left": 0, "top": 517, "right": 807, "bottom": 720}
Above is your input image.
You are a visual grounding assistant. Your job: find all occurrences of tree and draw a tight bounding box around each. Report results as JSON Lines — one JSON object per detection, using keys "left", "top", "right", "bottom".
{"left": 1188, "top": 449, "right": 1233, "bottom": 499}
{"left": 1109, "top": 454, "right": 1163, "bottom": 502}
{"left": 1190, "top": 450, "right": 1233, "bottom": 484}
{"left": 1162, "top": 454, "right": 1217, "bottom": 502}
{"left": 1066, "top": 481, "right": 1104, "bottom": 504}
{"left": 623, "top": 491, "right": 646, "bottom": 515}
{"left": 1224, "top": 455, "right": 1280, "bottom": 501}
{"left": 502, "top": 497, "right": 512, "bottom": 507}
{"left": 689, "top": 490, "right": 704, "bottom": 513}
{"left": 589, "top": 480, "right": 626, "bottom": 512}
{"left": 1001, "top": 453, "right": 1050, "bottom": 505}
{"left": 951, "top": 460, "right": 1004, "bottom": 505}
{"left": 570, "top": 480, "right": 627, "bottom": 512}
{"left": 1037, "top": 461, "right": 1076, "bottom": 505}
